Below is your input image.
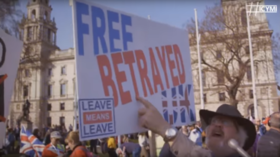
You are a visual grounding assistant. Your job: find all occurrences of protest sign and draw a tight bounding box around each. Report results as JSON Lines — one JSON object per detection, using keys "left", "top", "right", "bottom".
{"left": 71, "top": 0, "right": 196, "bottom": 141}
{"left": 0, "top": 29, "right": 22, "bottom": 148}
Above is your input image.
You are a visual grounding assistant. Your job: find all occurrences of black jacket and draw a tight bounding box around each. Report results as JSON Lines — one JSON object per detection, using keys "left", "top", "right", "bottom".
{"left": 257, "top": 129, "right": 280, "bottom": 157}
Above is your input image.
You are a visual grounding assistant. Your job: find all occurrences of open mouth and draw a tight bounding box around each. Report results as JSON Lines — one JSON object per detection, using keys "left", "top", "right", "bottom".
{"left": 212, "top": 131, "right": 223, "bottom": 137}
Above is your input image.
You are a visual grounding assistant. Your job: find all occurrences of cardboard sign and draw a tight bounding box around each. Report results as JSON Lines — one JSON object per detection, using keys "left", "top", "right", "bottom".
{"left": 0, "top": 29, "right": 22, "bottom": 148}
{"left": 71, "top": 0, "right": 196, "bottom": 141}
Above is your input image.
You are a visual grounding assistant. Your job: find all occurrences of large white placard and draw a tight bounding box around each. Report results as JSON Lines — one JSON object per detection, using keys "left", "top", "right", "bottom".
{"left": 0, "top": 29, "right": 22, "bottom": 148}
{"left": 72, "top": 0, "right": 196, "bottom": 141}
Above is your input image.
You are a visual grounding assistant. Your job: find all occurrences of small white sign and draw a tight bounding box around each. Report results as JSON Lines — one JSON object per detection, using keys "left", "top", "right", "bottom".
{"left": 79, "top": 98, "right": 116, "bottom": 138}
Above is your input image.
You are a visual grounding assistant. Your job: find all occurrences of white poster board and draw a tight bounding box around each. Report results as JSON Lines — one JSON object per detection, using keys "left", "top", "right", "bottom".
{"left": 71, "top": 0, "right": 196, "bottom": 141}
{"left": 0, "top": 29, "right": 22, "bottom": 148}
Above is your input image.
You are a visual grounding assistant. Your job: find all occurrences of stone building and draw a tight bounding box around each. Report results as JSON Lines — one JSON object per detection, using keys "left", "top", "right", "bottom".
{"left": 190, "top": 0, "right": 278, "bottom": 120}
{"left": 8, "top": 0, "right": 77, "bottom": 129}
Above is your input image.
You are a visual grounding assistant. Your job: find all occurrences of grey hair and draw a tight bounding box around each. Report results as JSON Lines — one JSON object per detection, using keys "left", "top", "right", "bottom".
{"left": 205, "top": 125, "right": 248, "bottom": 148}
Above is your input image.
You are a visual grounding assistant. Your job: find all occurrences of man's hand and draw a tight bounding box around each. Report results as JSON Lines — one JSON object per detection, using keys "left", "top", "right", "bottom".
{"left": 137, "top": 97, "right": 171, "bottom": 137}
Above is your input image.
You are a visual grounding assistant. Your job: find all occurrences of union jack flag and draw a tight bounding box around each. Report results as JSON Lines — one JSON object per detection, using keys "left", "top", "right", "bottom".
{"left": 161, "top": 84, "right": 195, "bottom": 125}
{"left": 20, "top": 126, "right": 45, "bottom": 157}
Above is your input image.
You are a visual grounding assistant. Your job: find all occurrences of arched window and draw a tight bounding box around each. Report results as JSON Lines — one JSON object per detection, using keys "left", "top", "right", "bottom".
{"left": 241, "top": 9, "right": 247, "bottom": 27}
{"left": 31, "top": 10, "right": 36, "bottom": 19}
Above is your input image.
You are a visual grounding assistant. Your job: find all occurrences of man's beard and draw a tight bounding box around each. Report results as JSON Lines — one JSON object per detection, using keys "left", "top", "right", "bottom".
{"left": 205, "top": 137, "right": 225, "bottom": 148}
{"left": 205, "top": 137, "right": 234, "bottom": 157}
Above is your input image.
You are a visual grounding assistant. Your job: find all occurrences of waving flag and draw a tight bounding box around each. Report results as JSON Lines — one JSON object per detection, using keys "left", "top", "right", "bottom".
{"left": 20, "top": 126, "right": 45, "bottom": 157}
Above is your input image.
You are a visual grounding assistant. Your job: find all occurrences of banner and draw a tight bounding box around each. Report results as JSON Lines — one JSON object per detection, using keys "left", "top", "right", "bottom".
{"left": 71, "top": 0, "right": 195, "bottom": 141}
{"left": 0, "top": 29, "right": 22, "bottom": 148}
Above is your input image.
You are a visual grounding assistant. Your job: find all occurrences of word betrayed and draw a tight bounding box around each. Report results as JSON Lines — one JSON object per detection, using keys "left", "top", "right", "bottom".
{"left": 98, "top": 44, "right": 186, "bottom": 107}
{"left": 79, "top": 98, "right": 116, "bottom": 138}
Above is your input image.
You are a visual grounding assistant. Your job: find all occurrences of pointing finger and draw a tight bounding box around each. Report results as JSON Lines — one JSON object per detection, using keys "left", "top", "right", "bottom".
{"left": 136, "top": 97, "right": 152, "bottom": 108}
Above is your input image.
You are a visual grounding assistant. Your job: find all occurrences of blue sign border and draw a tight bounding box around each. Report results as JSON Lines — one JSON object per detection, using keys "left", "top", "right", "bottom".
{"left": 78, "top": 98, "right": 116, "bottom": 139}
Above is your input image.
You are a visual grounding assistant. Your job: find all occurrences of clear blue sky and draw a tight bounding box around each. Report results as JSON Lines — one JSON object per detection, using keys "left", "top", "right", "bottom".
{"left": 19, "top": 0, "right": 280, "bottom": 82}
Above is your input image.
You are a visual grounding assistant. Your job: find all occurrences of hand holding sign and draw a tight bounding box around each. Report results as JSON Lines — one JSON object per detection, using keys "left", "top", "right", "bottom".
{"left": 137, "top": 97, "right": 171, "bottom": 138}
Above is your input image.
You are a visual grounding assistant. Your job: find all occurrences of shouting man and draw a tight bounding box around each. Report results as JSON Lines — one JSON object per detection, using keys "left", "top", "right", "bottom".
{"left": 137, "top": 97, "right": 256, "bottom": 157}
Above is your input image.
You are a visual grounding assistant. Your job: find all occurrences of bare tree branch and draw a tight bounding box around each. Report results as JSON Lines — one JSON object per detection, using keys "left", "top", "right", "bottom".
{"left": 187, "top": 3, "right": 280, "bottom": 108}
{"left": 0, "top": 0, "right": 23, "bottom": 39}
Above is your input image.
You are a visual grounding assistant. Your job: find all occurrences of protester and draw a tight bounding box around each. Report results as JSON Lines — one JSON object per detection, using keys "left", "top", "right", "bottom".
{"left": 138, "top": 132, "right": 149, "bottom": 157}
{"left": 123, "top": 141, "right": 142, "bottom": 157}
{"left": 43, "top": 129, "right": 52, "bottom": 145}
{"left": 122, "top": 135, "right": 129, "bottom": 143}
{"left": 33, "top": 128, "right": 42, "bottom": 141}
{"left": 6, "top": 128, "right": 16, "bottom": 154}
{"left": 257, "top": 112, "right": 280, "bottom": 157}
{"left": 42, "top": 131, "right": 64, "bottom": 157}
{"left": 137, "top": 97, "right": 256, "bottom": 157}
{"left": 248, "top": 121, "right": 262, "bottom": 157}
{"left": 90, "top": 139, "right": 98, "bottom": 154}
{"left": 180, "top": 126, "right": 189, "bottom": 136}
{"left": 99, "top": 138, "right": 108, "bottom": 154}
{"left": 65, "top": 131, "right": 95, "bottom": 157}
{"left": 262, "top": 116, "right": 271, "bottom": 131}
{"left": 14, "top": 125, "right": 20, "bottom": 141}
{"left": 188, "top": 123, "right": 203, "bottom": 146}
{"left": 116, "top": 147, "right": 126, "bottom": 157}
{"left": 107, "top": 136, "right": 118, "bottom": 157}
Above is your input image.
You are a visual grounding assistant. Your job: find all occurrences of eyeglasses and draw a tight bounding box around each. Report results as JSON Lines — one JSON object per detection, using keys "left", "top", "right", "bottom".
{"left": 210, "top": 117, "right": 235, "bottom": 127}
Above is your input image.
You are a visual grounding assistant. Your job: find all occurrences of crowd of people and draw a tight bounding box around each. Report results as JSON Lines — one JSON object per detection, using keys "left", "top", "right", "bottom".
{"left": 1, "top": 98, "right": 280, "bottom": 157}
{"left": 1, "top": 123, "right": 152, "bottom": 157}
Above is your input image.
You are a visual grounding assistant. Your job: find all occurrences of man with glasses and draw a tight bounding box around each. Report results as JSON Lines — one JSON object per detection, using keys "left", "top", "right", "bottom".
{"left": 137, "top": 97, "right": 256, "bottom": 157}
{"left": 42, "top": 131, "right": 64, "bottom": 157}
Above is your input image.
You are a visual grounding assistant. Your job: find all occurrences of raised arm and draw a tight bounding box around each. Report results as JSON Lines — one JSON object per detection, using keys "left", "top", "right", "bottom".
{"left": 137, "top": 97, "right": 211, "bottom": 157}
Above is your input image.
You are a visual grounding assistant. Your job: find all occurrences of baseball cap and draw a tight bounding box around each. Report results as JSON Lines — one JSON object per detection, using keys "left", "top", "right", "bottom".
{"left": 50, "top": 131, "right": 62, "bottom": 139}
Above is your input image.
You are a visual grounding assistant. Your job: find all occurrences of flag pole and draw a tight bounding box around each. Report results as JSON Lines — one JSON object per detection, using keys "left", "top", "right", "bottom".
{"left": 147, "top": 14, "right": 157, "bottom": 157}
{"left": 73, "top": 86, "right": 78, "bottom": 131}
{"left": 246, "top": 3, "right": 259, "bottom": 120}
{"left": 70, "top": 0, "right": 79, "bottom": 131}
{"left": 194, "top": 9, "right": 204, "bottom": 110}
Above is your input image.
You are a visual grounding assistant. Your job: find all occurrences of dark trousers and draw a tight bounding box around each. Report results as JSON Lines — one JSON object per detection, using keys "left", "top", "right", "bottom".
{"left": 132, "top": 146, "right": 141, "bottom": 157}
{"left": 7, "top": 141, "right": 15, "bottom": 154}
{"left": 108, "top": 148, "right": 118, "bottom": 157}
{"left": 90, "top": 139, "right": 98, "bottom": 154}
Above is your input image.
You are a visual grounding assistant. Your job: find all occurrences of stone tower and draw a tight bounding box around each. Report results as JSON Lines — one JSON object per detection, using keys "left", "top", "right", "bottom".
{"left": 13, "top": 0, "right": 60, "bottom": 128}
{"left": 22, "top": 0, "right": 58, "bottom": 54}
{"left": 221, "top": 0, "right": 269, "bottom": 31}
